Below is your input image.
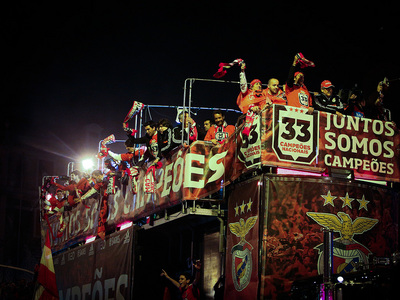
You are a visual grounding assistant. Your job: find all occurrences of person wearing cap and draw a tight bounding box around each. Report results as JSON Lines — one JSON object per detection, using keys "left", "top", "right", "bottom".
{"left": 236, "top": 63, "right": 269, "bottom": 114}
{"left": 285, "top": 54, "right": 313, "bottom": 110}
{"left": 313, "top": 80, "right": 345, "bottom": 117}
{"left": 236, "top": 63, "right": 271, "bottom": 136}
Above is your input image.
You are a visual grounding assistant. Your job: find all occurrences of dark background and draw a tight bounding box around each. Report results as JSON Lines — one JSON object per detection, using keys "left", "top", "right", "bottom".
{"left": 4, "top": 1, "right": 400, "bottom": 156}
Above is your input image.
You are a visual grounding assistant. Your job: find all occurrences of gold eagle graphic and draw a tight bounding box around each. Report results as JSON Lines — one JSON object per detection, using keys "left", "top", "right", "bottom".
{"left": 229, "top": 216, "right": 258, "bottom": 244}
{"left": 306, "top": 212, "right": 378, "bottom": 242}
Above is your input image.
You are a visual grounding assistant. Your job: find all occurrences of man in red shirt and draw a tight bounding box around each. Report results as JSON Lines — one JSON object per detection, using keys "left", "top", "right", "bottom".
{"left": 52, "top": 170, "right": 91, "bottom": 206}
{"left": 285, "top": 54, "right": 313, "bottom": 111}
{"left": 79, "top": 170, "right": 106, "bottom": 201}
{"left": 161, "top": 260, "right": 201, "bottom": 300}
{"left": 107, "top": 139, "right": 143, "bottom": 165}
{"left": 236, "top": 63, "right": 268, "bottom": 114}
{"left": 266, "top": 78, "right": 287, "bottom": 105}
{"left": 204, "top": 110, "right": 235, "bottom": 145}
{"left": 236, "top": 64, "right": 286, "bottom": 135}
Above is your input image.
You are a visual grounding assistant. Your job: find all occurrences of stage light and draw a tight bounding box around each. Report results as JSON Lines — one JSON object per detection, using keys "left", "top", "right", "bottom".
{"left": 337, "top": 276, "right": 344, "bottom": 283}
{"left": 82, "top": 158, "right": 94, "bottom": 171}
{"left": 117, "top": 221, "right": 133, "bottom": 231}
{"left": 85, "top": 235, "right": 96, "bottom": 244}
{"left": 277, "top": 168, "right": 321, "bottom": 177}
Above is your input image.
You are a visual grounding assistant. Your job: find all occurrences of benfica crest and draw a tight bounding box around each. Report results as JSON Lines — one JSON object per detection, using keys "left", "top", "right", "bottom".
{"left": 307, "top": 211, "right": 378, "bottom": 274}
{"left": 228, "top": 216, "right": 258, "bottom": 291}
{"left": 273, "top": 105, "right": 318, "bottom": 164}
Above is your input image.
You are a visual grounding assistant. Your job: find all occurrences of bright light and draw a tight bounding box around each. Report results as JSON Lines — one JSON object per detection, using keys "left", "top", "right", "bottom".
{"left": 85, "top": 235, "right": 96, "bottom": 244}
{"left": 82, "top": 158, "right": 94, "bottom": 171}
{"left": 337, "top": 276, "right": 344, "bottom": 283}
{"left": 277, "top": 168, "right": 322, "bottom": 177}
{"left": 118, "top": 221, "right": 133, "bottom": 231}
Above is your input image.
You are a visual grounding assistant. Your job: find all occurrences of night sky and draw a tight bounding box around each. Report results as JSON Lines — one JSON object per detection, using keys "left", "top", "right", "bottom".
{"left": 5, "top": 1, "right": 400, "bottom": 160}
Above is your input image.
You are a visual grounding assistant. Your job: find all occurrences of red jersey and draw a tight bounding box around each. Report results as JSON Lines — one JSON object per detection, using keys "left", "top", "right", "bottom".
{"left": 54, "top": 177, "right": 90, "bottom": 193}
{"left": 180, "top": 284, "right": 199, "bottom": 300}
{"left": 204, "top": 123, "right": 235, "bottom": 144}
{"left": 54, "top": 178, "right": 91, "bottom": 206}
{"left": 237, "top": 89, "right": 269, "bottom": 113}
{"left": 148, "top": 133, "right": 159, "bottom": 158}
{"left": 285, "top": 84, "right": 311, "bottom": 108}
{"left": 266, "top": 88, "right": 287, "bottom": 105}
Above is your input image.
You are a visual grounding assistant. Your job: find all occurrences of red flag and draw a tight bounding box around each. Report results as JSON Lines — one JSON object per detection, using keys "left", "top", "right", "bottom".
{"left": 296, "top": 52, "right": 315, "bottom": 68}
{"left": 213, "top": 58, "right": 244, "bottom": 78}
{"left": 35, "top": 231, "right": 58, "bottom": 300}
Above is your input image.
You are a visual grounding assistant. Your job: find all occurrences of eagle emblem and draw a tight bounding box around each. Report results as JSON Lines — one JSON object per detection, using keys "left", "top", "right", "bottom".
{"left": 228, "top": 216, "right": 258, "bottom": 245}
{"left": 307, "top": 212, "right": 379, "bottom": 274}
{"left": 229, "top": 216, "right": 258, "bottom": 291}
{"left": 306, "top": 212, "right": 378, "bottom": 243}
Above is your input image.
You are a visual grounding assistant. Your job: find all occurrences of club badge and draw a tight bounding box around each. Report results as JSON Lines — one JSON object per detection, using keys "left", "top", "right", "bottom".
{"left": 307, "top": 211, "right": 378, "bottom": 274}
{"left": 229, "top": 216, "right": 258, "bottom": 291}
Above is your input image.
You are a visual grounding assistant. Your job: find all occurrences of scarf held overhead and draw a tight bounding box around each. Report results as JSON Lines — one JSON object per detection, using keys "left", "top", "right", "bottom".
{"left": 213, "top": 58, "right": 245, "bottom": 78}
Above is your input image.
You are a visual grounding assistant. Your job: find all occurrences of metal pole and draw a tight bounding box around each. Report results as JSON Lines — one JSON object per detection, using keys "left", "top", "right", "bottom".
{"left": 181, "top": 79, "right": 188, "bottom": 145}
{"left": 145, "top": 104, "right": 241, "bottom": 114}
{"left": 179, "top": 77, "right": 246, "bottom": 146}
{"left": 97, "top": 140, "right": 104, "bottom": 170}
{"left": 187, "top": 79, "right": 193, "bottom": 145}
{"left": 322, "top": 228, "right": 333, "bottom": 300}
{"left": 184, "top": 77, "right": 241, "bottom": 85}
{"left": 67, "top": 162, "right": 75, "bottom": 177}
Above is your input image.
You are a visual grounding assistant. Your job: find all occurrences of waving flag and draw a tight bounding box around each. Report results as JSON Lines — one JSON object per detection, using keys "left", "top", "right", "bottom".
{"left": 296, "top": 52, "right": 315, "bottom": 68}
{"left": 35, "top": 231, "right": 58, "bottom": 300}
{"left": 213, "top": 58, "right": 244, "bottom": 78}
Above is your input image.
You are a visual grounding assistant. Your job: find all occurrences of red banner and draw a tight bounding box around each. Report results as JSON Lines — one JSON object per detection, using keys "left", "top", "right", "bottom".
{"left": 53, "top": 227, "right": 133, "bottom": 299}
{"left": 262, "top": 105, "right": 400, "bottom": 181}
{"left": 225, "top": 177, "right": 260, "bottom": 300}
{"left": 260, "top": 177, "right": 399, "bottom": 299}
{"left": 45, "top": 197, "right": 100, "bottom": 250}
{"left": 106, "top": 133, "right": 257, "bottom": 226}
{"left": 42, "top": 105, "right": 400, "bottom": 250}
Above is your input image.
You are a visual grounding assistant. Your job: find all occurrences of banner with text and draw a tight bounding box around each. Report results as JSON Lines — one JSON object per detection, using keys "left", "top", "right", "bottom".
{"left": 106, "top": 121, "right": 261, "bottom": 226}
{"left": 42, "top": 105, "right": 400, "bottom": 250}
{"left": 44, "top": 196, "right": 100, "bottom": 251}
{"left": 53, "top": 227, "right": 133, "bottom": 300}
{"left": 262, "top": 105, "right": 400, "bottom": 181}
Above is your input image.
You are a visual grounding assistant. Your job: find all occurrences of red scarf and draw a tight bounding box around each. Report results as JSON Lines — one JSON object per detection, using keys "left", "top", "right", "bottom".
{"left": 213, "top": 58, "right": 244, "bottom": 78}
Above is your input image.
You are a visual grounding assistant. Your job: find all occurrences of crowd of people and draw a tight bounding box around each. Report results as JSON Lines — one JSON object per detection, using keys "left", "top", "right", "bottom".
{"left": 114, "top": 53, "right": 394, "bottom": 171}
{"left": 37, "top": 53, "right": 397, "bottom": 300}
{"left": 235, "top": 53, "right": 392, "bottom": 122}
{"left": 42, "top": 52, "right": 395, "bottom": 238}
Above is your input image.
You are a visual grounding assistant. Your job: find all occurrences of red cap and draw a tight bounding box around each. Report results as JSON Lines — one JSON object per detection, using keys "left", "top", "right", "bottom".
{"left": 250, "top": 79, "right": 262, "bottom": 88}
{"left": 294, "top": 71, "right": 304, "bottom": 78}
{"left": 321, "top": 80, "right": 334, "bottom": 88}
